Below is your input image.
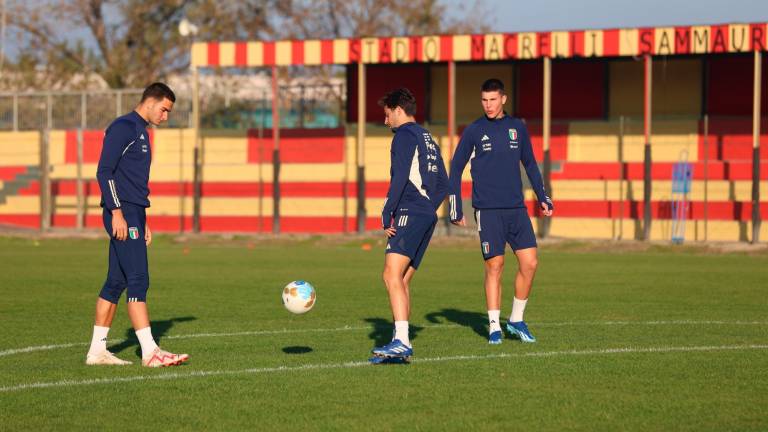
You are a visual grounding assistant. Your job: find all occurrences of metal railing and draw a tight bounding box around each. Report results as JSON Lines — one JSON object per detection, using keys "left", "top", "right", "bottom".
{"left": 0, "top": 83, "right": 345, "bottom": 132}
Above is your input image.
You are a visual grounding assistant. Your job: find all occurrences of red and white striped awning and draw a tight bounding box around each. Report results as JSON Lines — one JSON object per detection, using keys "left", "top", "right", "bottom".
{"left": 191, "top": 23, "right": 768, "bottom": 67}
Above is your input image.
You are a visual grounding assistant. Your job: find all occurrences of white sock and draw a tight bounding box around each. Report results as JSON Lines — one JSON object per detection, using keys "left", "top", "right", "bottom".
{"left": 87, "top": 326, "right": 110, "bottom": 356}
{"left": 135, "top": 327, "right": 159, "bottom": 358}
{"left": 510, "top": 297, "right": 528, "bottom": 323}
{"left": 488, "top": 310, "right": 501, "bottom": 332}
{"left": 394, "top": 321, "right": 410, "bottom": 347}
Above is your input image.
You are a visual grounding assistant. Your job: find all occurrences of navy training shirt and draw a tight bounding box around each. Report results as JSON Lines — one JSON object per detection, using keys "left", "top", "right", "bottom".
{"left": 381, "top": 122, "right": 449, "bottom": 228}
{"left": 447, "top": 114, "right": 553, "bottom": 222}
{"left": 96, "top": 111, "right": 152, "bottom": 210}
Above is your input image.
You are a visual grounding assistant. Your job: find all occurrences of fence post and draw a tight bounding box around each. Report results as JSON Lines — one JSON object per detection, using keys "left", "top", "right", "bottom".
{"left": 12, "top": 94, "right": 18, "bottom": 131}
{"left": 39, "top": 129, "right": 51, "bottom": 231}
{"left": 77, "top": 93, "right": 87, "bottom": 229}
{"left": 76, "top": 129, "right": 84, "bottom": 230}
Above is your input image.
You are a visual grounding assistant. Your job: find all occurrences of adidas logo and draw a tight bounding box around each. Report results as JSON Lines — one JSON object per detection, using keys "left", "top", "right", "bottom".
{"left": 481, "top": 134, "right": 490, "bottom": 141}
{"left": 386, "top": 243, "right": 391, "bottom": 250}
{"left": 140, "top": 134, "right": 145, "bottom": 140}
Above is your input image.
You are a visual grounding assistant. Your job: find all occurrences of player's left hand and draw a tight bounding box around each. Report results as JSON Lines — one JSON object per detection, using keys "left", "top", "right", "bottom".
{"left": 540, "top": 202, "right": 553, "bottom": 217}
{"left": 384, "top": 227, "right": 397, "bottom": 238}
{"left": 145, "top": 224, "right": 152, "bottom": 246}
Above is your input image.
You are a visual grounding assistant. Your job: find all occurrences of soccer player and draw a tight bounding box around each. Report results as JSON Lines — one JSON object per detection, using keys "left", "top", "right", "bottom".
{"left": 447, "top": 78, "right": 553, "bottom": 345}
{"left": 85, "top": 83, "right": 189, "bottom": 367}
{"left": 370, "top": 88, "right": 448, "bottom": 362}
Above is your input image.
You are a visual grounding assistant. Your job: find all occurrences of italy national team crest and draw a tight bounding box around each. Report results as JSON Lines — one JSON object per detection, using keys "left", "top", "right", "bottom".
{"left": 509, "top": 129, "right": 518, "bottom": 141}
{"left": 482, "top": 242, "right": 490, "bottom": 255}
{"left": 128, "top": 227, "right": 139, "bottom": 240}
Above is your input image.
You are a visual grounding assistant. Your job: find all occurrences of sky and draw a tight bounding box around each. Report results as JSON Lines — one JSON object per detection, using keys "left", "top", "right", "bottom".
{"left": 3, "top": 0, "right": 768, "bottom": 62}
{"left": 461, "top": 0, "right": 768, "bottom": 33}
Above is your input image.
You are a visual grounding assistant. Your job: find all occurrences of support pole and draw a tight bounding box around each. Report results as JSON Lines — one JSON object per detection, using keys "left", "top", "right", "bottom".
{"left": 12, "top": 93, "right": 17, "bottom": 131}
{"left": 447, "top": 60, "right": 456, "bottom": 232}
{"left": 703, "top": 114, "right": 709, "bottom": 241}
{"left": 752, "top": 50, "right": 762, "bottom": 244}
{"left": 76, "top": 93, "right": 86, "bottom": 230}
{"left": 618, "top": 116, "right": 625, "bottom": 240}
{"left": 542, "top": 56, "right": 552, "bottom": 238}
{"left": 643, "top": 55, "right": 653, "bottom": 241}
{"left": 356, "top": 60, "right": 367, "bottom": 233}
{"left": 272, "top": 65, "right": 281, "bottom": 234}
{"left": 39, "top": 130, "right": 50, "bottom": 231}
{"left": 192, "top": 67, "right": 201, "bottom": 233}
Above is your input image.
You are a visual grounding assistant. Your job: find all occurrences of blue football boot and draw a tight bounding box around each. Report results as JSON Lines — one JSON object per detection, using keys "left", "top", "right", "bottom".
{"left": 368, "top": 355, "right": 410, "bottom": 365}
{"left": 371, "top": 339, "right": 413, "bottom": 359}
{"left": 506, "top": 320, "right": 537, "bottom": 343}
{"left": 488, "top": 330, "right": 503, "bottom": 345}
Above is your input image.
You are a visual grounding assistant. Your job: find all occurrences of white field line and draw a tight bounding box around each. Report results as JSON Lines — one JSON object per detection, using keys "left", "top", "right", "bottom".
{"left": 1, "top": 320, "right": 766, "bottom": 358}
{"left": 1, "top": 344, "right": 766, "bottom": 393}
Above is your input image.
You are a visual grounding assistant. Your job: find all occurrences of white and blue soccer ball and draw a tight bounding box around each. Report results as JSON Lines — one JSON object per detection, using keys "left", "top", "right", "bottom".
{"left": 282, "top": 280, "right": 316, "bottom": 314}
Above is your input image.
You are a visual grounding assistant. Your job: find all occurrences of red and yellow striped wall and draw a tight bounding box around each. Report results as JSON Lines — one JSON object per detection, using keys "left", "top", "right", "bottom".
{"left": 191, "top": 23, "right": 768, "bottom": 68}
{"left": 1, "top": 121, "right": 766, "bottom": 241}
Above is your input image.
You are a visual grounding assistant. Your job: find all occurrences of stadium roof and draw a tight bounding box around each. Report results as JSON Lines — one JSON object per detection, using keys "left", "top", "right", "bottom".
{"left": 191, "top": 22, "right": 768, "bottom": 68}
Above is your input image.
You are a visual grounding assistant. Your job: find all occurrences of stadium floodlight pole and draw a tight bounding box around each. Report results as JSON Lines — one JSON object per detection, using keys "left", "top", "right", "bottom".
{"left": 751, "top": 50, "right": 762, "bottom": 244}
{"left": 272, "top": 64, "right": 281, "bottom": 234}
{"left": 356, "top": 60, "right": 366, "bottom": 233}
{"left": 447, "top": 60, "right": 456, "bottom": 234}
{"left": 643, "top": 55, "right": 653, "bottom": 241}
{"left": 542, "top": 55, "right": 552, "bottom": 239}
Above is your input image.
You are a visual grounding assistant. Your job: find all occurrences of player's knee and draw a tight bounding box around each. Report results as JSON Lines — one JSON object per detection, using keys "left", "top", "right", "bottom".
{"left": 521, "top": 257, "right": 538, "bottom": 275}
{"left": 485, "top": 260, "right": 504, "bottom": 275}
{"left": 125, "top": 273, "right": 149, "bottom": 302}
{"left": 382, "top": 267, "right": 398, "bottom": 284}
{"left": 99, "top": 279, "right": 125, "bottom": 304}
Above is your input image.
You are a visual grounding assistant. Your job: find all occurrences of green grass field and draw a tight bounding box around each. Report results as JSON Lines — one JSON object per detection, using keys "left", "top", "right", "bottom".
{"left": 0, "top": 235, "right": 766, "bottom": 431}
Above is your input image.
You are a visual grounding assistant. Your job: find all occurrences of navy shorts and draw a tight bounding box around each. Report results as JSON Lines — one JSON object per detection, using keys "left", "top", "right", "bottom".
{"left": 385, "top": 212, "right": 437, "bottom": 269}
{"left": 99, "top": 203, "right": 149, "bottom": 304}
{"left": 474, "top": 208, "right": 537, "bottom": 259}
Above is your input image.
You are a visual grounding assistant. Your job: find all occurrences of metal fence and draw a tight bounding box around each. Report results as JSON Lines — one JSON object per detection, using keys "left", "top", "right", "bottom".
{"left": 0, "top": 83, "right": 345, "bottom": 132}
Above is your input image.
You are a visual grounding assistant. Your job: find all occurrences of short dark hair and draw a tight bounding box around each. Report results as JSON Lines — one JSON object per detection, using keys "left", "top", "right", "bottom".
{"left": 481, "top": 78, "right": 505, "bottom": 95}
{"left": 141, "top": 82, "right": 176, "bottom": 103}
{"left": 378, "top": 88, "right": 417, "bottom": 116}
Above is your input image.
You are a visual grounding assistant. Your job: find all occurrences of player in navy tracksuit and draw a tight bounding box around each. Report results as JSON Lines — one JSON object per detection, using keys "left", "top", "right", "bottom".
{"left": 86, "top": 83, "right": 189, "bottom": 368}
{"left": 448, "top": 79, "right": 553, "bottom": 345}
{"left": 370, "top": 88, "right": 448, "bottom": 362}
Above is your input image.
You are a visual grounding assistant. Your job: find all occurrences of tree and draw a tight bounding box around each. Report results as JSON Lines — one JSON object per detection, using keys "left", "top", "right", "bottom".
{"left": 4, "top": 0, "right": 289, "bottom": 89}
{"left": 280, "top": 0, "right": 490, "bottom": 40}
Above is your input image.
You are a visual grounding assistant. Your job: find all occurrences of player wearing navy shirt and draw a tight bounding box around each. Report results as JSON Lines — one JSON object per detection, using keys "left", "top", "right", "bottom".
{"left": 370, "top": 88, "right": 448, "bottom": 363}
{"left": 86, "top": 83, "right": 189, "bottom": 368}
{"left": 448, "top": 79, "right": 553, "bottom": 345}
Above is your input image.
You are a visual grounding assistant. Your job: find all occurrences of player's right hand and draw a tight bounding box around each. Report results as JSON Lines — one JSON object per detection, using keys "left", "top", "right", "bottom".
{"left": 451, "top": 217, "right": 467, "bottom": 227}
{"left": 384, "top": 227, "right": 397, "bottom": 238}
{"left": 111, "top": 209, "right": 128, "bottom": 241}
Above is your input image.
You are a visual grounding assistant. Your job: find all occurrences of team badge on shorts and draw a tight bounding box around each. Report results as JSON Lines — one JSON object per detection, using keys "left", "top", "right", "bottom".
{"left": 482, "top": 242, "right": 490, "bottom": 254}
{"left": 128, "top": 227, "right": 139, "bottom": 240}
{"left": 509, "top": 129, "right": 518, "bottom": 141}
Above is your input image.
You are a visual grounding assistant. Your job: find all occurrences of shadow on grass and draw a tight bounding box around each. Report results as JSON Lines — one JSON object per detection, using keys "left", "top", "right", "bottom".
{"left": 363, "top": 317, "right": 424, "bottom": 347}
{"left": 424, "top": 308, "right": 487, "bottom": 339}
{"left": 282, "top": 346, "right": 313, "bottom": 354}
{"left": 109, "top": 316, "right": 197, "bottom": 357}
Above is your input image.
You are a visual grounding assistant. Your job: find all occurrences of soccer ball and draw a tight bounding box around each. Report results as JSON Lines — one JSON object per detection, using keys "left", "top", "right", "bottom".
{"left": 282, "top": 280, "right": 316, "bottom": 314}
